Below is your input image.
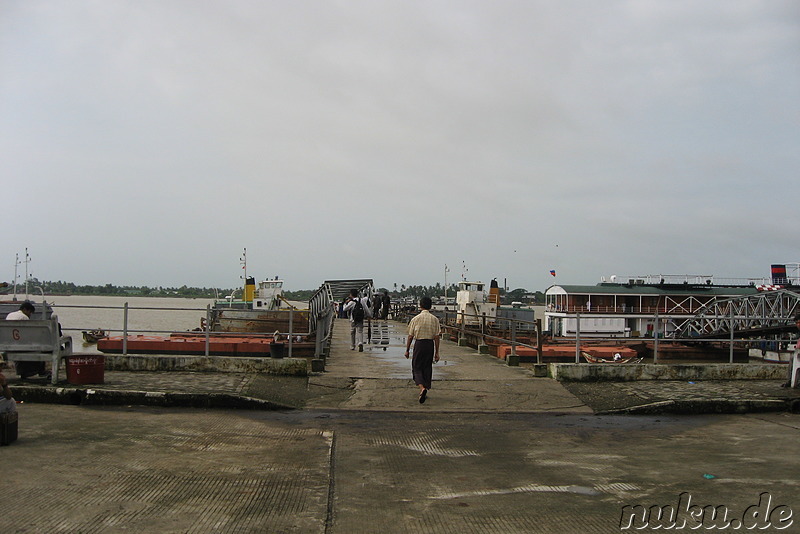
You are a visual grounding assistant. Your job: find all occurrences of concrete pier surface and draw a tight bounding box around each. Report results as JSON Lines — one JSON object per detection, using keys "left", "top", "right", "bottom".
{"left": 2, "top": 318, "right": 800, "bottom": 533}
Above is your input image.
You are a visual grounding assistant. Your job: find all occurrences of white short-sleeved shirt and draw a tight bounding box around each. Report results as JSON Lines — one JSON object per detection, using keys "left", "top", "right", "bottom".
{"left": 407, "top": 310, "right": 440, "bottom": 340}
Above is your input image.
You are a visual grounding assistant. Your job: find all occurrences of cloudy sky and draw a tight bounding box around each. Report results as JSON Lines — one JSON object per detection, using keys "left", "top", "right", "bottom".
{"left": 2, "top": 0, "right": 798, "bottom": 292}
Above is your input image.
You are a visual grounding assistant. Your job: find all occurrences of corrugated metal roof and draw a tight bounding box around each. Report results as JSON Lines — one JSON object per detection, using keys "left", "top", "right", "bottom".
{"left": 546, "top": 283, "right": 759, "bottom": 296}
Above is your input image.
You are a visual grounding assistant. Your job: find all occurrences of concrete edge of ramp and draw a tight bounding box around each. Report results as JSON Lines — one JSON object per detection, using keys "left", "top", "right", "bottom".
{"left": 10, "top": 385, "right": 296, "bottom": 410}
{"left": 596, "top": 398, "right": 800, "bottom": 415}
{"left": 549, "top": 362, "right": 788, "bottom": 381}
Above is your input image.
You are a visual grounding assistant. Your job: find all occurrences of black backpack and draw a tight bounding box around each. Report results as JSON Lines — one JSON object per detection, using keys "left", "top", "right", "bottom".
{"left": 351, "top": 298, "right": 365, "bottom": 322}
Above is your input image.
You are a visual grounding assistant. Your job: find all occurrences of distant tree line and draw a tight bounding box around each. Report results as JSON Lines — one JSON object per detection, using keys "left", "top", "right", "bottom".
{"left": 4, "top": 279, "right": 544, "bottom": 304}
{"left": 12, "top": 279, "right": 236, "bottom": 299}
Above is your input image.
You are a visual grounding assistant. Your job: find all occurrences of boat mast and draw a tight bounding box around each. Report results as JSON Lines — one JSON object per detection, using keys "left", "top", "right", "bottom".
{"left": 12, "top": 253, "right": 19, "bottom": 300}
{"left": 24, "top": 248, "right": 30, "bottom": 299}
{"left": 444, "top": 264, "right": 450, "bottom": 302}
{"left": 240, "top": 247, "right": 247, "bottom": 287}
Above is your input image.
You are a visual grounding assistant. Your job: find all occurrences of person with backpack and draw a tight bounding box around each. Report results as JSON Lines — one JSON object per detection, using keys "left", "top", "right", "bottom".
{"left": 343, "top": 289, "right": 371, "bottom": 352}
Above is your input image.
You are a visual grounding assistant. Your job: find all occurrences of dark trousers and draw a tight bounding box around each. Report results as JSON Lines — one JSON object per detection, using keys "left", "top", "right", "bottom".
{"left": 412, "top": 339, "right": 434, "bottom": 389}
{"left": 15, "top": 361, "right": 46, "bottom": 378}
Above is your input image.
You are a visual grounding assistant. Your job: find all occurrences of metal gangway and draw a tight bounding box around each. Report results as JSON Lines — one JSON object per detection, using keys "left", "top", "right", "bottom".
{"left": 674, "top": 288, "right": 800, "bottom": 339}
{"left": 308, "top": 279, "right": 374, "bottom": 358}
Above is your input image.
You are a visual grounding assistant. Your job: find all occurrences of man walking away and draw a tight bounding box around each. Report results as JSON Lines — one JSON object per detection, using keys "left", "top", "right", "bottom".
{"left": 405, "top": 296, "right": 440, "bottom": 403}
{"left": 381, "top": 291, "right": 391, "bottom": 320}
{"left": 343, "top": 289, "right": 370, "bottom": 352}
{"left": 372, "top": 293, "right": 382, "bottom": 320}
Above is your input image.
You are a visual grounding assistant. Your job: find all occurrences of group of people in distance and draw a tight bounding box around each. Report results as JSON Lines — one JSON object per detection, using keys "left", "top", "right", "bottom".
{"left": 343, "top": 289, "right": 440, "bottom": 404}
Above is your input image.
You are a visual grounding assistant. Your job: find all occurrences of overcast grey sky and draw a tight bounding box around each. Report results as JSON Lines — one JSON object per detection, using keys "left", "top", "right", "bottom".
{"left": 2, "top": 1, "right": 798, "bottom": 292}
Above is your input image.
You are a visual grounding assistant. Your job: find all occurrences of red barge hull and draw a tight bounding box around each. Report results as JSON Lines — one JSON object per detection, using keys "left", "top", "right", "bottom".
{"left": 98, "top": 333, "right": 314, "bottom": 357}
{"left": 495, "top": 344, "right": 638, "bottom": 362}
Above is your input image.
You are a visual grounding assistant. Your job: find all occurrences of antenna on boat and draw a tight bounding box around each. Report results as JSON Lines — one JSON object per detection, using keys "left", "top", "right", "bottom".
{"left": 24, "top": 248, "right": 31, "bottom": 299}
{"left": 444, "top": 264, "right": 450, "bottom": 302}
{"left": 240, "top": 248, "right": 247, "bottom": 282}
{"left": 13, "top": 252, "right": 19, "bottom": 300}
{"left": 12, "top": 249, "right": 32, "bottom": 301}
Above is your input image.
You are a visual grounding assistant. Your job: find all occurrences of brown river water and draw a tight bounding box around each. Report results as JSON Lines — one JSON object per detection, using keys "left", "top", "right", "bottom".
{"left": 41, "top": 295, "right": 216, "bottom": 354}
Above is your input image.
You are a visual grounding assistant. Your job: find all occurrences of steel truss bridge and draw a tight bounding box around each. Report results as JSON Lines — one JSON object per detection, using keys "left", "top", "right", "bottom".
{"left": 308, "top": 279, "right": 374, "bottom": 333}
{"left": 675, "top": 288, "right": 800, "bottom": 339}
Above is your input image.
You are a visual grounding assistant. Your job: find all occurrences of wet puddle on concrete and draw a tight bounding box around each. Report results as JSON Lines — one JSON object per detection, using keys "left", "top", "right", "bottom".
{"left": 363, "top": 321, "right": 456, "bottom": 378}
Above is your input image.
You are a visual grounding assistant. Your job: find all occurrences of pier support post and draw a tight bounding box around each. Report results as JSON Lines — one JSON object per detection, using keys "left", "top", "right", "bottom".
{"left": 478, "top": 313, "right": 488, "bottom": 353}
{"left": 458, "top": 311, "right": 467, "bottom": 345}
{"left": 123, "top": 302, "right": 129, "bottom": 356}
{"left": 536, "top": 319, "right": 543, "bottom": 365}
{"left": 511, "top": 319, "right": 517, "bottom": 358}
{"left": 653, "top": 309, "right": 659, "bottom": 364}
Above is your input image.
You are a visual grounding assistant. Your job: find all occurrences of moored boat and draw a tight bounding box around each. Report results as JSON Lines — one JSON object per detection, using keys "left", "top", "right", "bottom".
{"left": 98, "top": 332, "right": 314, "bottom": 357}
{"left": 82, "top": 329, "right": 107, "bottom": 343}
{"left": 206, "top": 265, "right": 310, "bottom": 335}
{"left": 748, "top": 349, "right": 793, "bottom": 364}
{"left": 581, "top": 351, "right": 642, "bottom": 364}
{"left": 494, "top": 344, "right": 640, "bottom": 362}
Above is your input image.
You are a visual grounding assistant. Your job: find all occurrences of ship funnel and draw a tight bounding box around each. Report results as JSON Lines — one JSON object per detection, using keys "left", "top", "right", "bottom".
{"left": 772, "top": 264, "right": 787, "bottom": 285}
{"left": 244, "top": 276, "right": 256, "bottom": 303}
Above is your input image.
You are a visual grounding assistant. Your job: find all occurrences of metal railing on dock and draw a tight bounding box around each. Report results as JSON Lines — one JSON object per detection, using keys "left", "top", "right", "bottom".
{"left": 435, "top": 309, "right": 796, "bottom": 365}
{"left": 438, "top": 309, "right": 543, "bottom": 364}
{"left": 49, "top": 302, "right": 314, "bottom": 358}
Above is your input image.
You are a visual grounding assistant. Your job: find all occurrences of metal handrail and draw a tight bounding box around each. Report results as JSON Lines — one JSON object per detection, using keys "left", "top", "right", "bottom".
{"left": 436, "top": 309, "right": 796, "bottom": 365}
{"left": 49, "top": 301, "right": 304, "bottom": 357}
{"left": 313, "top": 307, "right": 336, "bottom": 359}
{"left": 546, "top": 305, "right": 712, "bottom": 314}
{"left": 439, "top": 309, "right": 542, "bottom": 364}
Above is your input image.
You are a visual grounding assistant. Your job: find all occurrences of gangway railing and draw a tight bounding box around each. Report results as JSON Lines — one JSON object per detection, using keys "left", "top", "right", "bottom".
{"left": 308, "top": 279, "right": 373, "bottom": 360}
{"left": 674, "top": 288, "right": 800, "bottom": 338}
{"left": 439, "top": 309, "right": 543, "bottom": 364}
{"left": 438, "top": 309, "right": 797, "bottom": 364}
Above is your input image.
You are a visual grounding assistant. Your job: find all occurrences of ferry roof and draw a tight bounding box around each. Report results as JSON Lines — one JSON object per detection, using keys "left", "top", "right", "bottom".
{"left": 546, "top": 283, "right": 760, "bottom": 297}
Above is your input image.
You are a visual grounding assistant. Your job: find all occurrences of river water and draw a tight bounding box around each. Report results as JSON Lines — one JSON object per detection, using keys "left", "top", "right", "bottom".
{"left": 43, "top": 295, "right": 216, "bottom": 354}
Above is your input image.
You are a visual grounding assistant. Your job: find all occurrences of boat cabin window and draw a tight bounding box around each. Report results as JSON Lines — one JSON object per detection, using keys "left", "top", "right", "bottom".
{"left": 259, "top": 281, "right": 283, "bottom": 289}
{"left": 459, "top": 283, "right": 483, "bottom": 292}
